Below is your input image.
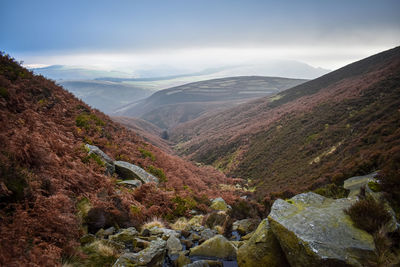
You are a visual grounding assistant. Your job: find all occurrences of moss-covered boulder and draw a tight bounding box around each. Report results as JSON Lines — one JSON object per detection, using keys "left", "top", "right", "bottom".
{"left": 113, "top": 238, "right": 166, "bottom": 266}
{"left": 268, "top": 192, "right": 376, "bottom": 267}
{"left": 237, "top": 219, "right": 288, "bottom": 267}
{"left": 114, "top": 161, "right": 159, "bottom": 183}
{"left": 232, "top": 218, "right": 259, "bottom": 235}
{"left": 210, "top": 197, "right": 230, "bottom": 211}
{"left": 109, "top": 227, "right": 138, "bottom": 244}
{"left": 189, "top": 235, "right": 236, "bottom": 260}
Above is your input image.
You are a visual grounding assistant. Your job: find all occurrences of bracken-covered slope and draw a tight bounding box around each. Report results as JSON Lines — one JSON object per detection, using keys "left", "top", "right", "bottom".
{"left": 0, "top": 53, "right": 235, "bottom": 266}
{"left": 170, "top": 46, "right": 400, "bottom": 197}
{"left": 113, "top": 76, "right": 306, "bottom": 129}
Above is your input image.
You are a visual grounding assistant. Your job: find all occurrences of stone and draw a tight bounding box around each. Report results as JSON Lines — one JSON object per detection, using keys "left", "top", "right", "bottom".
{"left": 200, "top": 228, "right": 217, "bottom": 240}
{"left": 113, "top": 238, "right": 166, "bottom": 267}
{"left": 268, "top": 192, "right": 376, "bottom": 266}
{"left": 237, "top": 219, "right": 288, "bottom": 267}
{"left": 114, "top": 161, "right": 159, "bottom": 184}
{"left": 109, "top": 227, "right": 138, "bottom": 244}
{"left": 184, "top": 260, "right": 222, "bottom": 267}
{"left": 232, "top": 218, "right": 259, "bottom": 235}
{"left": 85, "top": 144, "right": 115, "bottom": 175}
{"left": 166, "top": 235, "right": 182, "bottom": 255}
{"left": 149, "top": 227, "right": 180, "bottom": 238}
{"left": 187, "top": 215, "right": 204, "bottom": 230}
{"left": 343, "top": 171, "right": 379, "bottom": 197}
{"left": 210, "top": 197, "right": 230, "bottom": 211}
{"left": 175, "top": 252, "right": 191, "bottom": 267}
{"left": 117, "top": 179, "right": 142, "bottom": 188}
{"left": 189, "top": 235, "right": 237, "bottom": 260}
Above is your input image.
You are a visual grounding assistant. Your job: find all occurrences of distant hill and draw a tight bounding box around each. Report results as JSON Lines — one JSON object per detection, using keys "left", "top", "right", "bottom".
{"left": 113, "top": 76, "right": 307, "bottom": 129}
{"left": 59, "top": 80, "right": 152, "bottom": 114}
{"left": 170, "top": 46, "right": 400, "bottom": 197}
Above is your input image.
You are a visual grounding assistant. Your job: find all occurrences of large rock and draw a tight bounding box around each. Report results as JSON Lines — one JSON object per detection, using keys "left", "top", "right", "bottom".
{"left": 114, "top": 161, "right": 158, "bottom": 184}
{"left": 166, "top": 235, "right": 182, "bottom": 255}
{"left": 343, "top": 171, "right": 378, "bottom": 197}
{"left": 85, "top": 144, "right": 115, "bottom": 175}
{"left": 210, "top": 197, "right": 230, "bottom": 212}
{"left": 237, "top": 219, "right": 288, "bottom": 267}
{"left": 232, "top": 218, "right": 259, "bottom": 235}
{"left": 189, "top": 235, "right": 237, "bottom": 260}
{"left": 113, "top": 238, "right": 166, "bottom": 266}
{"left": 268, "top": 192, "right": 376, "bottom": 267}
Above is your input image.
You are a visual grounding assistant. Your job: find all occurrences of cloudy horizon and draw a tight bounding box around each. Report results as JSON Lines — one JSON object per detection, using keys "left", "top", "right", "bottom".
{"left": 1, "top": 0, "right": 399, "bottom": 74}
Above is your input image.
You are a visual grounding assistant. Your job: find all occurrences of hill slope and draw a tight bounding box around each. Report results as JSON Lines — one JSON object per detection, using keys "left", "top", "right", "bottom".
{"left": 0, "top": 53, "right": 235, "bottom": 265}
{"left": 59, "top": 80, "right": 152, "bottom": 114}
{"left": 113, "top": 76, "right": 306, "bottom": 129}
{"left": 170, "top": 46, "right": 400, "bottom": 197}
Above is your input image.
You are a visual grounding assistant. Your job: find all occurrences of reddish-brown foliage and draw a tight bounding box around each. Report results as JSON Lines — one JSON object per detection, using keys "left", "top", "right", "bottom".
{"left": 0, "top": 53, "right": 237, "bottom": 266}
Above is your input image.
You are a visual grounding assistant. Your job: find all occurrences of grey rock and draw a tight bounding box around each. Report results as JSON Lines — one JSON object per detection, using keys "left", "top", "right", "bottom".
{"left": 200, "top": 228, "right": 217, "bottom": 240}
{"left": 166, "top": 235, "right": 183, "bottom": 255}
{"left": 114, "top": 161, "right": 159, "bottom": 184}
{"left": 113, "top": 238, "right": 166, "bottom": 266}
{"left": 109, "top": 227, "right": 139, "bottom": 243}
{"left": 232, "top": 218, "right": 259, "bottom": 235}
{"left": 343, "top": 171, "right": 379, "bottom": 197}
{"left": 210, "top": 197, "right": 230, "bottom": 211}
{"left": 268, "top": 192, "right": 376, "bottom": 266}
{"left": 85, "top": 144, "right": 115, "bottom": 175}
{"left": 117, "top": 179, "right": 142, "bottom": 188}
{"left": 150, "top": 227, "right": 180, "bottom": 238}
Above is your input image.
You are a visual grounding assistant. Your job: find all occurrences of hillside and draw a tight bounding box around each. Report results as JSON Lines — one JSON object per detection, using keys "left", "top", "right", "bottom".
{"left": 113, "top": 76, "right": 306, "bottom": 129}
{"left": 0, "top": 53, "right": 239, "bottom": 266}
{"left": 59, "top": 80, "right": 152, "bottom": 114}
{"left": 111, "top": 116, "right": 171, "bottom": 152}
{"left": 170, "top": 46, "right": 400, "bottom": 198}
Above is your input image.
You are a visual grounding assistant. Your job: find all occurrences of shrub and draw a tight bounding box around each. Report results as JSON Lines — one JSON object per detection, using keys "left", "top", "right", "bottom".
{"left": 139, "top": 148, "right": 156, "bottom": 161}
{"left": 75, "top": 112, "right": 105, "bottom": 130}
{"left": 228, "top": 199, "right": 264, "bottom": 220}
{"left": 147, "top": 165, "right": 167, "bottom": 182}
{"left": 0, "top": 86, "right": 9, "bottom": 99}
{"left": 85, "top": 206, "right": 131, "bottom": 234}
{"left": 141, "top": 217, "right": 166, "bottom": 231}
{"left": 344, "top": 196, "right": 392, "bottom": 234}
{"left": 313, "top": 183, "right": 349, "bottom": 199}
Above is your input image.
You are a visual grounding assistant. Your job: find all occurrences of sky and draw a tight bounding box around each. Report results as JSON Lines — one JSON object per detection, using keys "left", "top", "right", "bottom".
{"left": 1, "top": 0, "right": 399, "bottom": 72}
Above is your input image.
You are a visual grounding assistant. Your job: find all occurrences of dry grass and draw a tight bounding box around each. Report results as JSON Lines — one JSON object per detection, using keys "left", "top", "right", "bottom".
{"left": 142, "top": 217, "right": 166, "bottom": 231}
{"left": 171, "top": 217, "right": 189, "bottom": 231}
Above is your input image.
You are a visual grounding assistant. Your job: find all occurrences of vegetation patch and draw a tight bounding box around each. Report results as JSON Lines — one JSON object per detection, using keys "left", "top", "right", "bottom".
{"left": 138, "top": 147, "right": 156, "bottom": 161}
{"left": 147, "top": 165, "right": 167, "bottom": 182}
{"left": 344, "top": 196, "right": 392, "bottom": 234}
{"left": 75, "top": 112, "right": 105, "bottom": 131}
{"left": 0, "top": 87, "right": 9, "bottom": 99}
{"left": 314, "top": 183, "right": 349, "bottom": 199}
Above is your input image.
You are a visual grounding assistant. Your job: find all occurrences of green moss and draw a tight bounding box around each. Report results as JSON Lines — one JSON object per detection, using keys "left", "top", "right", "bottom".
{"left": 82, "top": 153, "right": 105, "bottom": 167}
{"left": 147, "top": 165, "right": 167, "bottom": 182}
{"left": 0, "top": 87, "right": 9, "bottom": 99}
{"left": 76, "top": 112, "right": 105, "bottom": 130}
{"left": 367, "top": 181, "right": 381, "bottom": 192}
{"left": 286, "top": 199, "right": 294, "bottom": 204}
{"left": 130, "top": 205, "right": 141, "bottom": 215}
{"left": 138, "top": 148, "right": 156, "bottom": 161}
{"left": 169, "top": 195, "right": 197, "bottom": 219}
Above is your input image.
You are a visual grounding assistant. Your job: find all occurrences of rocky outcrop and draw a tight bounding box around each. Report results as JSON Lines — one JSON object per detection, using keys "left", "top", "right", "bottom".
{"left": 85, "top": 144, "right": 115, "bottom": 175}
{"left": 189, "top": 235, "right": 237, "bottom": 260}
{"left": 114, "top": 161, "right": 159, "bottom": 184}
{"left": 268, "top": 192, "right": 376, "bottom": 266}
{"left": 109, "top": 227, "right": 138, "bottom": 244}
{"left": 237, "top": 219, "right": 288, "bottom": 267}
{"left": 113, "top": 238, "right": 166, "bottom": 267}
{"left": 210, "top": 197, "right": 230, "bottom": 211}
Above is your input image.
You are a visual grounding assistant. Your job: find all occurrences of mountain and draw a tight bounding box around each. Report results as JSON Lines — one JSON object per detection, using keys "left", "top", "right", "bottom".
{"left": 0, "top": 53, "right": 236, "bottom": 265}
{"left": 170, "top": 46, "right": 400, "bottom": 198}
{"left": 31, "top": 65, "right": 132, "bottom": 80}
{"left": 59, "top": 80, "right": 152, "bottom": 114}
{"left": 113, "top": 76, "right": 307, "bottom": 129}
